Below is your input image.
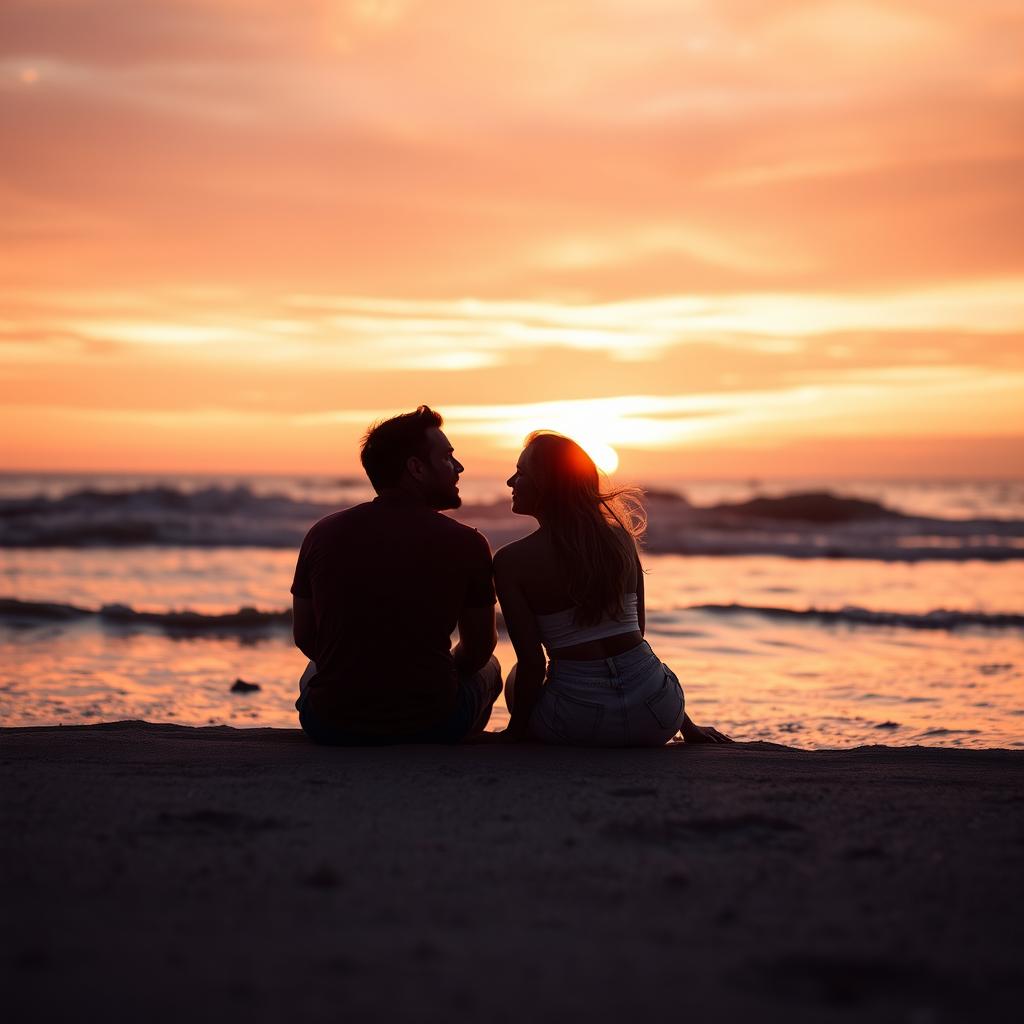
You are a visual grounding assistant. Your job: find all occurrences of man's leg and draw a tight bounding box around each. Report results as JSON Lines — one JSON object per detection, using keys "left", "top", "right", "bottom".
{"left": 504, "top": 664, "right": 517, "bottom": 714}
{"left": 301, "top": 659, "right": 502, "bottom": 745}
{"left": 460, "top": 655, "right": 503, "bottom": 736}
{"left": 298, "top": 660, "right": 317, "bottom": 696}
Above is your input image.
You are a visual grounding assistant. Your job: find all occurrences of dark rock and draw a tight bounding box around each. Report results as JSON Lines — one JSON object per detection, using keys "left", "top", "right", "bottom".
{"left": 707, "top": 491, "right": 903, "bottom": 523}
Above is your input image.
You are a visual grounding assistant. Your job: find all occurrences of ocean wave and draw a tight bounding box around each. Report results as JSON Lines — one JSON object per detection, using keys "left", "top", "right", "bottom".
{"left": 2, "top": 485, "right": 1023, "bottom": 560}
{"left": 685, "top": 604, "right": 1024, "bottom": 631}
{"left": 2, "top": 597, "right": 1021, "bottom": 635}
{"left": 468, "top": 491, "right": 1024, "bottom": 561}
{"left": 641, "top": 490, "right": 1024, "bottom": 561}
{"left": 0, "top": 598, "right": 291, "bottom": 634}
{"left": 0, "top": 485, "right": 329, "bottom": 548}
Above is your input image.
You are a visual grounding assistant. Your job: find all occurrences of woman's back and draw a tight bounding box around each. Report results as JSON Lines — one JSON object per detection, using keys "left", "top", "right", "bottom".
{"left": 504, "top": 527, "right": 644, "bottom": 660}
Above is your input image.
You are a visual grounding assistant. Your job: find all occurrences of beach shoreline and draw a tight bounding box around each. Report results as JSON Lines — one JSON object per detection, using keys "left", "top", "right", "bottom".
{"left": 3, "top": 721, "right": 1023, "bottom": 1022}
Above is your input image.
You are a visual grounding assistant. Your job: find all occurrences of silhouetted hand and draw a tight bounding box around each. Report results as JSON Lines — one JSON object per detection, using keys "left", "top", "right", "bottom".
{"left": 681, "top": 714, "right": 732, "bottom": 744}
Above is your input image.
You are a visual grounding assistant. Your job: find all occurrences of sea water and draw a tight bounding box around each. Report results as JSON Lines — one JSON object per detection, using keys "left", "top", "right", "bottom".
{"left": 1, "top": 473, "right": 1022, "bottom": 748}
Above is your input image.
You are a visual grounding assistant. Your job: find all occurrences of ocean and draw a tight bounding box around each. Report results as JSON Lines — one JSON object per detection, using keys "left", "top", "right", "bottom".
{"left": 1, "top": 473, "right": 1022, "bottom": 748}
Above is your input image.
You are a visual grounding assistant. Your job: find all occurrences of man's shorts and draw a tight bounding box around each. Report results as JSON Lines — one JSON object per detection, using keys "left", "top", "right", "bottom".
{"left": 297, "top": 656, "right": 503, "bottom": 746}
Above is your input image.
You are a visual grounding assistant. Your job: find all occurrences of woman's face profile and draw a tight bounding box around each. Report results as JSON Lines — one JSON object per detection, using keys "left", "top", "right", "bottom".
{"left": 507, "top": 447, "right": 541, "bottom": 517}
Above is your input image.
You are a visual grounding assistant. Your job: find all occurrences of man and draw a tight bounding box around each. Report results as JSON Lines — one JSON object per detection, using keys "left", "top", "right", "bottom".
{"left": 292, "top": 405, "right": 502, "bottom": 744}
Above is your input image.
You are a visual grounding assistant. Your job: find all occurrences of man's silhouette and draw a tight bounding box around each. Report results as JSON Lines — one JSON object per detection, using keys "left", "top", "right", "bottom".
{"left": 292, "top": 406, "right": 501, "bottom": 744}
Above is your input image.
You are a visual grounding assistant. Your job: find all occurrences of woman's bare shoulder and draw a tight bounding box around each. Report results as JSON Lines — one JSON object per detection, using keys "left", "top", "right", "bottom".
{"left": 494, "top": 531, "right": 549, "bottom": 576}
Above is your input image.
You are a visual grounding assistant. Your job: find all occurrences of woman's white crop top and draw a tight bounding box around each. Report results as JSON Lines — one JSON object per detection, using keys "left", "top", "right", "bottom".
{"left": 535, "top": 593, "right": 639, "bottom": 651}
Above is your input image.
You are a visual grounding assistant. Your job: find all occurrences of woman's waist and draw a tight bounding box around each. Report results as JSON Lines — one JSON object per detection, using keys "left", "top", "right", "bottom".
{"left": 546, "top": 636, "right": 654, "bottom": 673}
{"left": 546, "top": 631, "right": 645, "bottom": 663}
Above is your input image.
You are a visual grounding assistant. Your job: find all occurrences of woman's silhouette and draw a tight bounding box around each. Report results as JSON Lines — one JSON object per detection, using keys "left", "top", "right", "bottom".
{"left": 495, "top": 431, "right": 729, "bottom": 745}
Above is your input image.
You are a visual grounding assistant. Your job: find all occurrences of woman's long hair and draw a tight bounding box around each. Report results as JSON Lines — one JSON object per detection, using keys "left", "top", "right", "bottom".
{"left": 524, "top": 431, "right": 647, "bottom": 625}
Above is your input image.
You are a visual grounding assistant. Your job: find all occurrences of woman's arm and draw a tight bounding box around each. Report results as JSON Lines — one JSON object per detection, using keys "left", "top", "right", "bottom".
{"left": 493, "top": 549, "right": 547, "bottom": 740}
{"left": 681, "top": 715, "right": 732, "bottom": 743}
{"left": 635, "top": 551, "right": 646, "bottom": 636}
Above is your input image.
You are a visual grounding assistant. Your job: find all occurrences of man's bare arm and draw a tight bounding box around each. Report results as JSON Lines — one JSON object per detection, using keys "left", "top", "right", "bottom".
{"left": 292, "top": 595, "right": 317, "bottom": 659}
{"left": 453, "top": 604, "right": 497, "bottom": 675}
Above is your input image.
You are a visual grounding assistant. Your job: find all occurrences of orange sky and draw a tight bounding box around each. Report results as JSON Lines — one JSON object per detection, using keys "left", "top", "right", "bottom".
{"left": 1, "top": 0, "right": 1022, "bottom": 479}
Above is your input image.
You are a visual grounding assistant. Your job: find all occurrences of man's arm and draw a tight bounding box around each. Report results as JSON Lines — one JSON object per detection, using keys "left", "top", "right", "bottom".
{"left": 493, "top": 551, "right": 546, "bottom": 740}
{"left": 453, "top": 604, "right": 497, "bottom": 676}
{"left": 292, "top": 595, "right": 317, "bottom": 660}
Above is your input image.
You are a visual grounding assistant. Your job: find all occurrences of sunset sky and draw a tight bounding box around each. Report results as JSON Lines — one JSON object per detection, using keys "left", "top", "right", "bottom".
{"left": 2, "top": 0, "right": 1022, "bottom": 479}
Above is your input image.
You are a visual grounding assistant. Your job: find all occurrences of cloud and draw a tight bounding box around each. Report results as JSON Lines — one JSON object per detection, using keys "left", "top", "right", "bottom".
{"left": 4, "top": 281, "right": 1023, "bottom": 376}
{"left": 2, "top": 79, "right": 1020, "bottom": 299}
{"left": 1, "top": 3, "right": 1021, "bottom": 301}
{"left": 10, "top": 362, "right": 1020, "bottom": 475}
{"left": 0, "top": 2, "right": 422, "bottom": 66}
{"left": 1, "top": 277, "right": 1019, "bottom": 376}
{"left": 2, "top": 283, "right": 1021, "bottom": 476}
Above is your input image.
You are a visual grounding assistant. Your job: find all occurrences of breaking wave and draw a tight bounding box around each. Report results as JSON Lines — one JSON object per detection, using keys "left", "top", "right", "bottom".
{"left": 2, "top": 598, "right": 1021, "bottom": 635}
{"left": 0, "top": 485, "right": 327, "bottom": 548}
{"left": 683, "top": 604, "right": 1024, "bottom": 631}
{"left": 467, "top": 490, "right": 1024, "bottom": 561}
{"left": 1, "top": 485, "right": 1023, "bottom": 561}
{"left": 0, "top": 598, "right": 291, "bottom": 634}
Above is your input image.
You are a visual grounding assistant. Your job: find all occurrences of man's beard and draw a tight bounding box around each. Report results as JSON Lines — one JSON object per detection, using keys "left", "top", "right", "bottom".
{"left": 424, "top": 482, "right": 461, "bottom": 511}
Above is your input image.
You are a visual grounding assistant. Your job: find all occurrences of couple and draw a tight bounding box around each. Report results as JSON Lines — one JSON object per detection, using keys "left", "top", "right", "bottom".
{"left": 292, "top": 405, "right": 728, "bottom": 746}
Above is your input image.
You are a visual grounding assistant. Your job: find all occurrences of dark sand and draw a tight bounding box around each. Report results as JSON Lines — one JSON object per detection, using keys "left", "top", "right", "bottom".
{"left": 3, "top": 723, "right": 1023, "bottom": 1023}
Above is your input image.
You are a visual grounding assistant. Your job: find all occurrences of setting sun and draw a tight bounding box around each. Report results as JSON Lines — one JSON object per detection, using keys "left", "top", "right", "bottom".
{"left": 577, "top": 438, "right": 620, "bottom": 476}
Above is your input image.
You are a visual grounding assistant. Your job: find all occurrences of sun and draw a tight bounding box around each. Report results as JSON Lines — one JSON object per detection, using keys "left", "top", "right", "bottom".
{"left": 577, "top": 437, "right": 620, "bottom": 475}
{"left": 491, "top": 409, "right": 622, "bottom": 476}
{"left": 541, "top": 420, "right": 620, "bottom": 475}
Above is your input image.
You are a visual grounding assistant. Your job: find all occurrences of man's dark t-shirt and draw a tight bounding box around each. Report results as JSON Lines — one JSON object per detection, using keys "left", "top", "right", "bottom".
{"left": 291, "top": 494, "right": 496, "bottom": 736}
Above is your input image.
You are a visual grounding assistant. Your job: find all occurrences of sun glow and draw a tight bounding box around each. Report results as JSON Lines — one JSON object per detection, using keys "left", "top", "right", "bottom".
{"left": 504, "top": 405, "right": 624, "bottom": 475}
{"left": 576, "top": 437, "right": 620, "bottom": 476}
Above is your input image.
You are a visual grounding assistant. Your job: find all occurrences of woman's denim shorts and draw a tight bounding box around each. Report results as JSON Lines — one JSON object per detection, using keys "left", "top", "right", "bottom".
{"left": 529, "top": 640, "right": 685, "bottom": 747}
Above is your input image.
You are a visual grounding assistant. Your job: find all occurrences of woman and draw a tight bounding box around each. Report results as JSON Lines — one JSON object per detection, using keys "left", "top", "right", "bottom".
{"left": 494, "top": 431, "right": 729, "bottom": 746}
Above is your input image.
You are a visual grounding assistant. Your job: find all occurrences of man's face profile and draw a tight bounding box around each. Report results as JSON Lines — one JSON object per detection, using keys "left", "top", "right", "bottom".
{"left": 417, "top": 428, "right": 464, "bottom": 510}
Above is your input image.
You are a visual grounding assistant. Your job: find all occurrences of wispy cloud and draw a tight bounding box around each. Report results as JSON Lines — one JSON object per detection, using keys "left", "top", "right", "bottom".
{"left": 5, "top": 281, "right": 1021, "bottom": 370}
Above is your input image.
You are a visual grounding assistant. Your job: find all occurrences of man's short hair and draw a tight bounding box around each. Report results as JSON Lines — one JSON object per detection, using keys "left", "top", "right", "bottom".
{"left": 360, "top": 405, "right": 444, "bottom": 493}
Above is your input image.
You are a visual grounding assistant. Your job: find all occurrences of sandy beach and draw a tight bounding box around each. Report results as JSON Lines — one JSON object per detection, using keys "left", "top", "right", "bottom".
{"left": 3, "top": 723, "right": 1022, "bottom": 1023}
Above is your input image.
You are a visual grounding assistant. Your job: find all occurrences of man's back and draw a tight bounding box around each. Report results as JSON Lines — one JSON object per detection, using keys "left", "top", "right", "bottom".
{"left": 291, "top": 494, "right": 495, "bottom": 736}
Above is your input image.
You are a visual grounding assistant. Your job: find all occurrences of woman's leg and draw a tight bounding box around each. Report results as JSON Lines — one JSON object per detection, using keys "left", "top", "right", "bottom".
{"left": 504, "top": 664, "right": 567, "bottom": 742}
{"left": 503, "top": 664, "right": 517, "bottom": 715}
{"left": 298, "top": 659, "right": 316, "bottom": 696}
{"left": 621, "top": 661, "right": 686, "bottom": 747}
